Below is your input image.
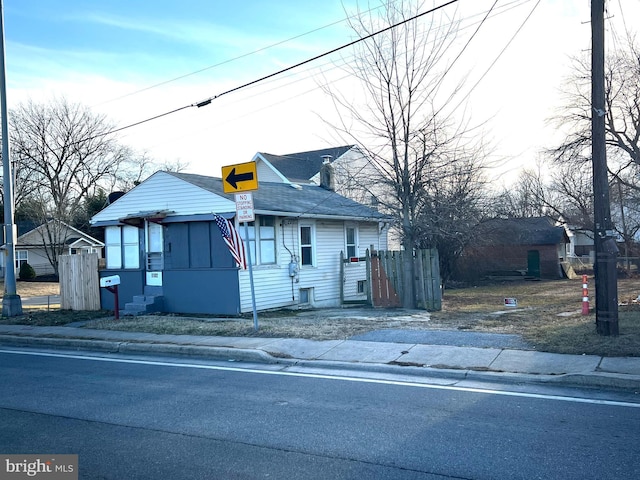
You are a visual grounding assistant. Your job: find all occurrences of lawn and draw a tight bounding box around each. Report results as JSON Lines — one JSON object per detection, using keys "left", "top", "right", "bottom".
{"left": 1, "top": 277, "right": 639, "bottom": 357}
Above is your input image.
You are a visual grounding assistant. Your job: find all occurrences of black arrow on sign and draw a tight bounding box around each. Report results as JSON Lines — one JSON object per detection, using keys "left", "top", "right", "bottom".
{"left": 225, "top": 168, "right": 254, "bottom": 189}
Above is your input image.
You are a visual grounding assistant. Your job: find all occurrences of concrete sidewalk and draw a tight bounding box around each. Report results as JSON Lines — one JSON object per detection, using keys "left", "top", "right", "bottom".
{"left": 0, "top": 324, "right": 639, "bottom": 391}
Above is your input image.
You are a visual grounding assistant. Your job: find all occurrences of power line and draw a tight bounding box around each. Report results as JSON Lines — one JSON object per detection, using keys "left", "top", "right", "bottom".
{"left": 444, "top": 0, "right": 541, "bottom": 119}
{"left": 119, "top": 1, "right": 537, "bottom": 165}
{"left": 76, "top": 0, "right": 460, "bottom": 146}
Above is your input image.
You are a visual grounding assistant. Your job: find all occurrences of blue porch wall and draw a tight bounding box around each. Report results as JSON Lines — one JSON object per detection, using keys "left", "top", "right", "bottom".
{"left": 162, "top": 269, "right": 240, "bottom": 315}
{"left": 98, "top": 219, "right": 242, "bottom": 315}
{"left": 99, "top": 270, "right": 144, "bottom": 311}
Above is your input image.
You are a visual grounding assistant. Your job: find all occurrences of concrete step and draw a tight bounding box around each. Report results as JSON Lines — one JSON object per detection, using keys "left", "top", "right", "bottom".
{"left": 122, "top": 295, "right": 164, "bottom": 316}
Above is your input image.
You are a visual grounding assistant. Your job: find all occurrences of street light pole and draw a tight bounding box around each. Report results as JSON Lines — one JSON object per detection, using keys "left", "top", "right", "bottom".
{"left": 0, "top": 0, "right": 22, "bottom": 316}
{"left": 591, "top": 0, "right": 618, "bottom": 336}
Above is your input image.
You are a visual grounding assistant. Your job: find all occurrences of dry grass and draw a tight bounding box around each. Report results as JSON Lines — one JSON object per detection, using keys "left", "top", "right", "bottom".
{"left": 2, "top": 277, "right": 639, "bottom": 357}
{"left": 13, "top": 281, "right": 60, "bottom": 297}
{"left": 430, "top": 278, "right": 640, "bottom": 357}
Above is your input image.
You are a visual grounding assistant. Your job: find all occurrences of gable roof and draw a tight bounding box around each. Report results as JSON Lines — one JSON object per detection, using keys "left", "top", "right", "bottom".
{"left": 4, "top": 220, "right": 104, "bottom": 248}
{"left": 167, "top": 171, "right": 387, "bottom": 221}
{"left": 473, "top": 217, "right": 569, "bottom": 246}
{"left": 256, "top": 145, "right": 356, "bottom": 183}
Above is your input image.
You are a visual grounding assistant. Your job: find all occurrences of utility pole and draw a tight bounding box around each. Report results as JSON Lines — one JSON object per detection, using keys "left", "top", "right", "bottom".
{"left": 0, "top": 0, "right": 22, "bottom": 316}
{"left": 591, "top": 0, "right": 618, "bottom": 336}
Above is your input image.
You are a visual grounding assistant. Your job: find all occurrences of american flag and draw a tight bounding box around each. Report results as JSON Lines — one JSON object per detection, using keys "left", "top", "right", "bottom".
{"left": 214, "top": 214, "right": 247, "bottom": 270}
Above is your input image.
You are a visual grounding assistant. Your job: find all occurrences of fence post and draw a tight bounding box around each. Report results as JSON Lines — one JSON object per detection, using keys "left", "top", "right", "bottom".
{"left": 365, "top": 248, "right": 372, "bottom": 306}
{"left": 339, "top": 251, "right": 345, "bottom": 305}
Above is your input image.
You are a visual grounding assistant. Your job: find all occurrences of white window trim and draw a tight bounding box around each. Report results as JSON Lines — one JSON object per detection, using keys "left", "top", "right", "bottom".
{"left": 299, "top": 223, "right": 316, "bottom": 267}
{"left": 240, "top": 216, "right": 278, "bottom": 266}
{"left": 15, "top": 250, "right": 28, "bottom": 270}
{"left": 345, "top": 224, "right": 359, "bottom": 259}
{"left": 105, "top": 225, "right": 140, "bottom": 270}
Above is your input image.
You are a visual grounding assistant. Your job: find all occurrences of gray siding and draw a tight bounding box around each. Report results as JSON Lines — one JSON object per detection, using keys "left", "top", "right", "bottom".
{"left": 239, "top": 219, "right": 386, "bottom": 312}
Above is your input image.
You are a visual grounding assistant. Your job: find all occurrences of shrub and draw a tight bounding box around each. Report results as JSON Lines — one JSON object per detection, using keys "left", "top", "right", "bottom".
{"left": 19, "top": 262, "right": 36, "bottom": 280}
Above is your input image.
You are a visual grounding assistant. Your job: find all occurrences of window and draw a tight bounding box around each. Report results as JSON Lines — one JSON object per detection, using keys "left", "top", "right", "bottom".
{"left": 105, "top": 226, "right": 140, "bottom": 269}
{"left": 15, "top": 250, "right": 28, "bottom": 270}
{"left": 299, "top": 288, "right": 312, "bottom": 304}
{"left": 300, "top": 225, "right": 314, "bottom": 266}
{"left": 123, "top": 226, "right": 140, "bottom": 268}
{"left": 259, "top": 217, "right": 276, "bottom": 264}
{"left": 345, "top": 226, "right": 357, "bottom": 259}
{"left": 240, "top": 216, "right": 277, "bottom": 265}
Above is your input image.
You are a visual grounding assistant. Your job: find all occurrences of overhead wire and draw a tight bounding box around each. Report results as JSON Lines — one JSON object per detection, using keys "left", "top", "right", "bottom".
{"left": 135, "top": 0, "right": 536, "bottom": 156}
{"left": 70, "top": 0, "right": 460, "bottom": 147}
{"left": 94, "top": 1, "right": 394, "bottom": 107}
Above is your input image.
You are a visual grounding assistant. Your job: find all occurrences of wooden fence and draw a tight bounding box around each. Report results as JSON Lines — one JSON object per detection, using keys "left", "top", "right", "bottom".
{"left": 59, "top": 253, "right": 101, "bottom": 311}
{"left": 373, "top": 249, "right": 442, "bottom": 310}
{"left": 340, "top": 248, "right": 442, "bottom": 310}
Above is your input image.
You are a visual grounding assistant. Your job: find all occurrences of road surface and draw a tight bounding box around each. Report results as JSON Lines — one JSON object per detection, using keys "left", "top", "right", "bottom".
{"left": 2, "top": 348, "right": 639, "bottom": 479}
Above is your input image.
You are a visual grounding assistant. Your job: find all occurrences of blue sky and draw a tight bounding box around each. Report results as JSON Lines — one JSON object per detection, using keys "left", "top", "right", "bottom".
{"left": 3, "top": 1, "right": 639, "bottom": 182}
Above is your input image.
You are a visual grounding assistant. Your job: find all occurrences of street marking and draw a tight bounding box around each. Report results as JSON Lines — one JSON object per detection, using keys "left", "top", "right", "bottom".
{"left": 2, "top": 348, "right": 639, "bottom": 408}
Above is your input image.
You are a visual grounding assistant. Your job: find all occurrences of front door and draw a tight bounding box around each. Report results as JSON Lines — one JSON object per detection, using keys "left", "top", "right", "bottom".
{"left": 527, "top": 250, "right": 541, "bottom": 278}
{"left": 146, "top": 221, "right": 163, "bottom": 286}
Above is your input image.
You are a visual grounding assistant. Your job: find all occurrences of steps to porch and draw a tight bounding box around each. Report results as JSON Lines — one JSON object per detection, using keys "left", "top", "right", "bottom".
{"left": 121, "top": 287, "right": 164, "bottom": 316}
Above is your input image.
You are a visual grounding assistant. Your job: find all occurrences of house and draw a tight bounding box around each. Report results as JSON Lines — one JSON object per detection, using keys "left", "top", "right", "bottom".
{"left": 90, "top": 170, "right": 391, "bottom": 315}
{"left": 0, "top": 220, "right": 104, "bottom": 277}
{"left": 559, "top": 221, "right": 595, "bottom": 270}
{"left": 453, "top": 217, "right": 569, "bottom": 281}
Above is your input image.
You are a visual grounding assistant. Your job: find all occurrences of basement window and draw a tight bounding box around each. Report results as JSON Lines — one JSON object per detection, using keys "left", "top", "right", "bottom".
{"left": 299, "top": 288, "right": 313, "bottom": 304}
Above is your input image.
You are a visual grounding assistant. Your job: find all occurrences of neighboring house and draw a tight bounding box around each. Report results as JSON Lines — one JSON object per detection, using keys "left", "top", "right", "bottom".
{"left": 254, "top": 145, "right": 384, "bottom": 210}
{"left": 90, "top": 170, "right": 390, "bottom": 316}
{"left": 255, "top": 145, "right": 403, "bottom": 248}
{"left": 0, "top": 220, "right": 104, "bottom": 277}
{"left": 453, "top": 217, "right": 569, "bottom": 281}
{"left": 559, "top": 222, "right": 595, "bottom": 261}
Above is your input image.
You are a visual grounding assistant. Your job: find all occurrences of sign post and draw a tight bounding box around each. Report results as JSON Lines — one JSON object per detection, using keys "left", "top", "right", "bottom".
{"left": 222, "top": 162, "right": 259, "bottom": 330}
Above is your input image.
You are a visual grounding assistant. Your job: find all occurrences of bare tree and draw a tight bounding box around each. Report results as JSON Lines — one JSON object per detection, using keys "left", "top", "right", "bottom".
{"left": 0, "top": 97, "right": 189, "bottom": 276}
{"left": 322, "top": 1, "right": 491, "bottom": 305}
{"left": 1, "top": 98, "right": 134, "bottom": 275}
{"left": 491, "top": 165, "right": 551, "bottom": 219}
{"left": 549, "top": 36, "right": 640, "bottom": 182}
{"left": 6, "top": 98, "right": 131, "bottom": 219}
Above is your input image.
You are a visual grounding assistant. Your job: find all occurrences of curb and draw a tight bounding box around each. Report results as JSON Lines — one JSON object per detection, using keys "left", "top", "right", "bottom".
{"left": 0, "top": 335, "right": 276, "bottom": 364}
{"left": 1, "top": 335, "right": 639, "bottom": 393}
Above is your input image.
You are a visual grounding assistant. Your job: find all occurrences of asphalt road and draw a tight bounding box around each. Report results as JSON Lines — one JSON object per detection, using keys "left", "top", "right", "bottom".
{"left": 2, "top": 348, "right": 640, "bottom": 479}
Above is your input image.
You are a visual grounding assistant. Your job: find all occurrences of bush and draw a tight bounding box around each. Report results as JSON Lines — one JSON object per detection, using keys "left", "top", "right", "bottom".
{"left": 19, "top": 262, "right": 36, "bottom": 280}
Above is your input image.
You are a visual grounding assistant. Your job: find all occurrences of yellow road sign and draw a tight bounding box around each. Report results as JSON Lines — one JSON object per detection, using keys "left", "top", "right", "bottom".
{"left": 221, "top": 161, "right": 259, "bottom": 193}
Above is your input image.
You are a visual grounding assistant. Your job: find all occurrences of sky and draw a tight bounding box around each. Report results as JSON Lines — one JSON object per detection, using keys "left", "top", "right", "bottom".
{"left": 3, "top": 0, "right": 639, "bottom": 185}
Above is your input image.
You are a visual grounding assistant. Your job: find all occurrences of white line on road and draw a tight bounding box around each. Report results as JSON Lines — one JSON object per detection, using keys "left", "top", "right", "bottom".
{"left": 2, "top": 348, "right": 639, "bottom": 408}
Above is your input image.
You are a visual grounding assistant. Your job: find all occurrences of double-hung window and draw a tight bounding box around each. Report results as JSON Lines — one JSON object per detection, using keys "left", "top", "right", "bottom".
{"left": 345, "top": 226, "right": 358, "bottom": 259}
{"left": 15, "top": 250, "right": 28, "bottom": 270}
{"left": 300, "top": 224, "right": 315, "bottom": 266}
{"left": 105, "top": 225, "right": 140, "bottom": 269}
{"left": 241, "top": 216, "right": 277, "bottom": 266}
